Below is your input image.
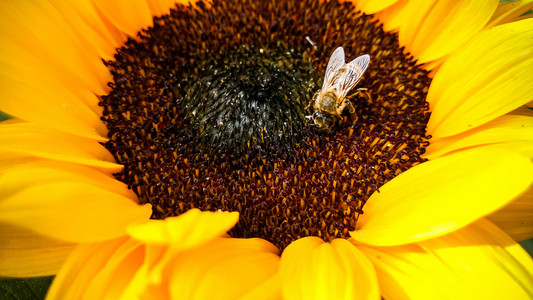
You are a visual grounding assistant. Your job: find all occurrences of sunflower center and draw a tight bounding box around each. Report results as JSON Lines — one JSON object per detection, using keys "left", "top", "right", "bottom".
{"left": 101, "top": 0, "right": 432, "bottom": 250}
{"left": 179, "top": 46, "right": 313, "bottom": 152}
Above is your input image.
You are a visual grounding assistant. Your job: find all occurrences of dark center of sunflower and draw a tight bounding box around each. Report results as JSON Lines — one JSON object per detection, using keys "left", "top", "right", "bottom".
{"left": 101, "top": 0, "right": 432, "bottom": 250}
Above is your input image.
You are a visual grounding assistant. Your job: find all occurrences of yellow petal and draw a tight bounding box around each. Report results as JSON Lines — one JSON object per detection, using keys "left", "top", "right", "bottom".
{"left": 358, "top": 219, "right": 533, "bottom": 299}
{"left": 352, "top": 147, "right": 533, "bottom": 246}
{"left": 0, "top": 122, "right": 121, "bottom": 172}
{"left": 0, "top": 0, "right": 112, "bottom": 95}
{"left": 427, "top": 18, "right": 533, "bottom": 139}
{"left": 425, "top": 115, "right": 533, "bottom": 160}
{"left": 280, "top": 237, "right": 379, "bottom": 300}
{"left": 127, "top": 208, "right": 239, "bottom": 248}
{"left": 375, "top": 0, "right": 409, "bottom": 32}
{"left": 147, "top": 0, "right": 182, "bottom": 17}
{"left": 487, "top": 0, "right": 533, "bottom": 27}
{"left": 354, "top": 0, "right": 399, "bottom": 14}
{"left": 0, "top": 182, "right": 151, "bottom": 243}
{"left": 47, "top": 0, "right": 127, "bottom": 60}
{"left": 488, "top": 186, "right": 533, "bottom": 242}
{"left": 240, "top": 274, "right": 283, "bottom": 300}
{"left": 0, "top": 160, "right": 136, "bottom": 202}
{"left": 167, "top": 238, "right": 280, "bottom": 300}
{"left": 83, "top": 239, "right": 146, "bottom": 300}
{"left": 46, "top": 237, "right": 138, "bottom": 300}
{"left": 91, "top": 0, "right": 154, "bottom": 37}
{"left": 0, "top": 223, "right": 75, "bottom": 277}
{"left": 397, "top": 0, "right": 498, "bottom": 63}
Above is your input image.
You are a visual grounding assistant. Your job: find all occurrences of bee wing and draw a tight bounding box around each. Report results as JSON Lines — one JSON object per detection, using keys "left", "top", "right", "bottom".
{"left": 322, "top": 47, "right": 345, "bottom": 90}
{"left": 336, "top": 54, "right": 370, "bottom": 99}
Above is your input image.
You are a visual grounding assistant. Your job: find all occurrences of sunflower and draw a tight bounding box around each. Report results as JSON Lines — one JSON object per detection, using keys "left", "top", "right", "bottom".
{"left": 1, "top": 0, "right": 533, "bottom": 299}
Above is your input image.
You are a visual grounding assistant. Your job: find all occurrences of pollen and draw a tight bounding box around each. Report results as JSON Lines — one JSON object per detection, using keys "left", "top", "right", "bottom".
{"left": 101, "top": 0, "right": 432, "bottom": 250}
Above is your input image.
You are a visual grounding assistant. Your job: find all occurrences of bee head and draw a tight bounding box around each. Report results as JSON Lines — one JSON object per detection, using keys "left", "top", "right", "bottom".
{"left": 311, "top": 111, "right": 337, "bottom": 130}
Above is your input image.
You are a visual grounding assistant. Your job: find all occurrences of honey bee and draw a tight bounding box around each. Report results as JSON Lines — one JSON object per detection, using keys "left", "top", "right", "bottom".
{"left": 308, "top": 46, "right": 370, "bottom": 129}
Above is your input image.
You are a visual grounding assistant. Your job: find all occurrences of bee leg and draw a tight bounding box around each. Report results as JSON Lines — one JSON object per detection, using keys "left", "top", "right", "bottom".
{"left": 356, "top": 88, "right": 372, "bottom": 101}
{"left": 336, "top": 99, "right": 354, "bottom": 115}
{"left": 346, "top": 101, "right": 355, "bottom": 114}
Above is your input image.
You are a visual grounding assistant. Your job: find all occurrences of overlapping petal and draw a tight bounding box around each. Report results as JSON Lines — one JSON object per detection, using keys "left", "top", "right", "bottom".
{"left": 425, "top": 114, "right": 533, "bottom": 160}
{"left": 280, "top": 237, "right": 379, "bottom": 300}
{"left": 426, "top": 18, "right": 533, "bottom": 139}
{"left": 0, "top": 224, "right": 75, "bottom": 277}
{"left": 488, "top": 187, "right": 533, "bottom": 242}
{"left": 0, "top": 181, "right": 151, "bottom": 243}
{"left": 48, "top": 225, "right": 280, "bottom": 300}
{"left": 0, "top": 121, "right": 122, "bottom": 172}
{"left": 352, "top": 147, "right": 533, "bottom": 246}
{"left": 127, "top": 208, "right": 239, "bottom": 249}
{"left": 358, "top": 219, "right": 533, "bottom": 299}
{"left": 372, "top": 0, "right": 498, "bottom": 65}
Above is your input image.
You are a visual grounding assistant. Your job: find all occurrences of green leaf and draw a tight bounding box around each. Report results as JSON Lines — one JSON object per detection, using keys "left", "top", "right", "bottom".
{"left": 0, "top": 277, "right": 54, "bottom": 300}
{"left": 0, "top": 111, "right": 13, "bottom": 122}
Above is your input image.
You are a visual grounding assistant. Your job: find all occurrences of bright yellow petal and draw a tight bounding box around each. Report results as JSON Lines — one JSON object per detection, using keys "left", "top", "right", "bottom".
{"left": 46, "top": 237, "right": 138, "bottom": 300}
{"left": 375, "top": 0, "right": 409, "bottom": 32}
{"left": 0, "top": 0, "right": 111, "bottom": 95}
{"left": 82, "top": 239, "right": 145, "bottom": 300}
{"left": 147, "top": 0, "right": 185, "bottom": 17}
{"left": 397, "top": 0, "right": 498, "bottom": 64}
{"left": 240, "top": 274, "right": 283, "bottom": 300}
{"left": 425, "top": 114, "right": 533, "bottom": 160}
{"left": 488, "top": 186, "right": 533, "bottom": 242}
{"left": 0, "top": 182, "right": 151, "bottom": 243}
{"left": 0, "top": 223, "right": 75, "bottom": 277}
{"left": 0, "top": 160, "right": 136, "bottom": 202}
{"left": 90, "top": 0, "right": 154, "bottom": 37}
{"left": 426, "top": 18, "right": 533, "bottom": 139}
{"left": 0, "top": 121, "right": 122, "bottom": 172}
{"left": 487, "top": 0, "right": 533, "bottom": 27}
{"left": 354, "top": 0, "right": 399, "bottom": 15}
{"left": 280, "top": 237, "right": 379, "bottom": 300}
{"left": 167, "top": 238, "right": 280, "bottom": 300}
{"left": 46, "top": 0, "right": 127, "bottom": 60}
{"left": 127, "top": 208, "right": 239, "bottom": 248}
{"left": 358, "top": 219, "right": 533, "bottom": 299}
{"left": 352, "top": 147, "right": 533, "bottom": 246}
{"left": 0, "top": 56, "right": 107, "bottom": 140}
{"left": 126, "top": 209, "right": 240, "bottom": 290}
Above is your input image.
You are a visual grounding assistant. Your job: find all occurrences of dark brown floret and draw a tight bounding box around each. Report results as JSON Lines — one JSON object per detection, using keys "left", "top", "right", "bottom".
{"left": 101, "top": 0, "right": 432, "bottom": 250}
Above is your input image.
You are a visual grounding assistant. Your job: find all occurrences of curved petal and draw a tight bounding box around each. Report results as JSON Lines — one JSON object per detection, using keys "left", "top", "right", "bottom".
{"left": 46, "top": 237, "right": 140, "bottom": 300}
{"left": 127, "top": 208, "right": 239, "bottom": 249}
{"left": 280, "top": 237, "right": 379, "bottom": 300}
{"left": 352, "top": 147, "right": 533, "bottom": 246}
{"left": 0, "top": 182, "right": 152, "bottom": 243}
{"left": 82, "top": 239, "right": 146, "bottom": 300}
{"left": 166, "top": 238, "right": 280, "bottom": 300}
{"left": 393, "top": 0, "right": 498, "bottom": 64}
{"left": 0, "top": 53, "right": 108, "bottom": 140}
{"left": 488, "top": 186, "right": 533, "bottom": 242}
{"left": 487, "top": 0, "right": 533, "bottom": 27}
{"left": 0, "top": 121, "right": 121, "bottom": 172}
{"left": 357, "top": 219, "right": 533, "bottom": 299}
{"left": 375, "top": 0, "right": 409, "bottom": 32}
{"left": 0, "top": 223, "right": 75, "bottom": 277}
{"left": 46, "top": 0, "right": 127, "bottom": 60}
{"left": 0, "top": 160, "right": 136, "bottom": 201}
{"left": 0, "top": 0, "right": 111, "bottom": 95}
{"left": 425, "top": 114, "right": 533, "bottom": 160}
{"left": 90, "top": 0, "right": 153, "bottom": 37}
{"left": 427, "top": 18, "right": 533, "bottom": 139}
{"left": 354, "top": 0, "right": 400, "bottom": 15}
{"left": 148, "top": 0, "right": 185, "bottom": 17}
